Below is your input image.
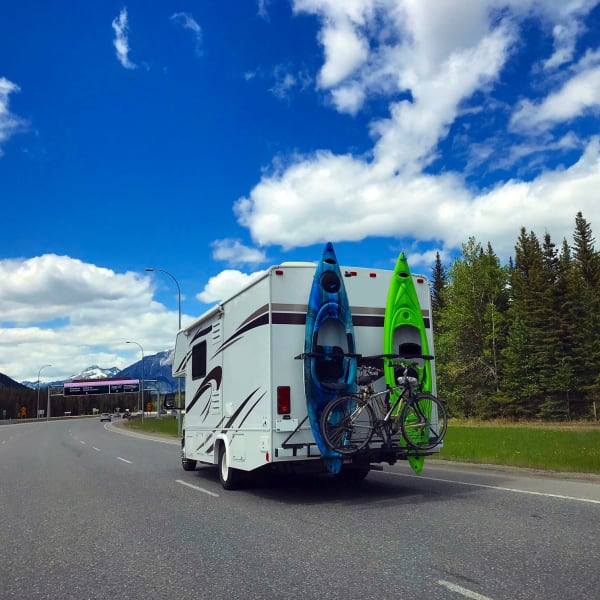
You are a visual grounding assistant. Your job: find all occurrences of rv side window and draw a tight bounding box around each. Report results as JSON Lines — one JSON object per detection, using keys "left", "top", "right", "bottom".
{"left": 192, "top": 341, "right": 207, "bottom": 380}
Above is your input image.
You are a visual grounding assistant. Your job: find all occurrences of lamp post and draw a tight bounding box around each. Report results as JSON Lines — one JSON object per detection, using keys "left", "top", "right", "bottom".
{"left": 126, "top": 341, "right": 145, "bottom": 422}
{"left": 145, "top": 267, "right": 183, "bottom": 435}
{"left": 36, "top": 364, "right": 52, "bottom": 419}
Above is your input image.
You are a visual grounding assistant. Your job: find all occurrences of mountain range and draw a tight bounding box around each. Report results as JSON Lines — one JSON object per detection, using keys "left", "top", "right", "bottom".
{"left": 1, "top": 349, "right": 179, "bottom": 391}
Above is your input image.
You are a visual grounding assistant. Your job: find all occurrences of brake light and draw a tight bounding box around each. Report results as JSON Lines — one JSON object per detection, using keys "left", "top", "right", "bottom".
{"left": 277, "top": 386, "right": 291, "bottom": 414}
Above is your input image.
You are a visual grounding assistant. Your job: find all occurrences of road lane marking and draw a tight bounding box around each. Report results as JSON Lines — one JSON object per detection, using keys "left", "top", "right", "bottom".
{"left": 176, "top": 479, "right": 219, "bottom": 497}
{"left": 384, "top": 472, "right": 600, "bottom": 504}
{"left": 117, "top": 457, "right": 132, "bottom": 464}
{"left": 92, "top": 447, "right": 101, "bottom": 452}
{"left": 438, "top": 580, "right": 493, "bottom": 600}
{"left": 80, "top": 440, "right": 86, "bottom": 445}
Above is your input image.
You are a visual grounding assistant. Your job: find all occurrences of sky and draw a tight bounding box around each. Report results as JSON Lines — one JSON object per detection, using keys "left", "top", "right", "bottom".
{"left": 1, "top": 0, "right": 600, "bottom": 383}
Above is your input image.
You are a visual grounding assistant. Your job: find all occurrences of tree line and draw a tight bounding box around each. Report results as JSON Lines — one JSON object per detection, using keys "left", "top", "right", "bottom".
{"left": 431, "top": 211, "right": 600, "bottom": 421}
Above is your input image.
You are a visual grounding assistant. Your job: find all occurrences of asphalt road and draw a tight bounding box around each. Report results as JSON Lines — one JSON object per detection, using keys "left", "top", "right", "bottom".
{"left": 1, "top": 418, "right": 599, "bottom": 600}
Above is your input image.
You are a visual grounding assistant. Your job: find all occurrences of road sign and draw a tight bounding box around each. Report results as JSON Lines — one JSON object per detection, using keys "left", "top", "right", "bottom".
{"left": 63, "top": 378, "right": 140, "bottom": 396}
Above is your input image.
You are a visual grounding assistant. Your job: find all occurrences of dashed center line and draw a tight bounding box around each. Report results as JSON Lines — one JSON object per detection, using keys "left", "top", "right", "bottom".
{"left": 80, "top": 440, "right": 86, "bottom": 445}
{"left": 176, "top": 479, "right": 219, "bottom": 497}
{"left": 438, "top": 580, "right": 493, "bottom": 600}
{"left": 117, "top": 457, "right": 132, "bottom": 464}
{"left": 92, "top": 447, "right": 101, "bottom": 452}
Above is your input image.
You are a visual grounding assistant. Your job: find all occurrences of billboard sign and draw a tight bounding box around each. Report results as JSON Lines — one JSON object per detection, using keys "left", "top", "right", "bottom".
{"left": 63, "top": 378, "right": 140, "bottom": 396}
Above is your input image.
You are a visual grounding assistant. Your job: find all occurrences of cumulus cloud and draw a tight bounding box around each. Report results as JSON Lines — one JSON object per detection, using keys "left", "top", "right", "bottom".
{"left": 0, "top": 255, "right": 188, "bottom": 381}
{"left": 196, "top": 269, "right": 267, "bottom": 304}
{"left": 112, "top": 8, "right": 136, "bottom": 69}
{"left": 0, "top": 77, "right": 27, "bottom": 155}
{"left": 211, "top": 239, "right": 268, "bottom": 265}
{"left": 171, "top": 12, "right": 203, "bottom": 56}
{"left": 511, "top": 61, "right": 600, "bottom": 130}
{"left": 232, "top": 0, "right": 600, "bottom": 263}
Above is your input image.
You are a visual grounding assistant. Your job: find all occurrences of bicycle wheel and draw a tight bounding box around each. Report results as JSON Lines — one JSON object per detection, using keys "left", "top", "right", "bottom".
{"left": 320, "top": 395, "right": 375, "bottom": 455}
{"left": 399, "top": 392, "right": 447, "bottom": 451}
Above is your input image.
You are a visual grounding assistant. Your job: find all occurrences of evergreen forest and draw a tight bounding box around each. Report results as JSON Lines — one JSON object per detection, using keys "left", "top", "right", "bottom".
{"left": 431, "top": 211, "right": 600, "bottom": 421}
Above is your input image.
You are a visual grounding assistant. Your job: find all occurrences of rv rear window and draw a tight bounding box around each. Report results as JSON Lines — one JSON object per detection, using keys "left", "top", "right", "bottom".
{"left": 192, "top": 341, "right": 207, "bottom": 380}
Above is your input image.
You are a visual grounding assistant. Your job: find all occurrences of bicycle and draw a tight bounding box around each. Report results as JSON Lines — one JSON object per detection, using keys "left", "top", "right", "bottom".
{"left": 319, "top": 354, "right": 448, "bottom": 455}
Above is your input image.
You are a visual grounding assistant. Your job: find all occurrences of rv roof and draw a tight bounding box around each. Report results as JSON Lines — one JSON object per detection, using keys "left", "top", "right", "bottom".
{"left": 278, "top": 261, "right": 316, "bottom": 267}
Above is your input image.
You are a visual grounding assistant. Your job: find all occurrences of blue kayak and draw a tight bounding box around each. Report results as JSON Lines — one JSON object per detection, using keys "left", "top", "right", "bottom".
{"left": 303, "top": 242, "right": 357, "bottom": 474}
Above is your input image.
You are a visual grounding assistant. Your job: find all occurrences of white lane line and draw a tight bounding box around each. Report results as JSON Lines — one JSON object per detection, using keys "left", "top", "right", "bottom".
{"left": 80, "top": 440, "right": 86, "bottom": 445}
{"left": 176, "top": 479, "right": 219, "bottom": 498}
{"left": 92, "top": 447, "right": 101, "bottom": 452}
{"left": 438, "top": 580, "right": 493, "bottom": 600}
{"left": 117, "top": 457, "right": 132, "bottom": 464}
{"left": 384, "top": 472, "right": 600, "bottom": 505}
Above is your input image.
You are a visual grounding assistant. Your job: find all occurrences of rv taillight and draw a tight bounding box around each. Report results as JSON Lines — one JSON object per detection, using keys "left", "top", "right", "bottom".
{"left": 416, "top": 277, "right": 424, "bottom": 283}
{"left": 275, "top": 270, "right": 284, "bottom": 275}
{"left": 369, "top": 272, "right": 377, "bottom": 278}
{"left": 277, "top": 386, "right": 291, "bottom": 414}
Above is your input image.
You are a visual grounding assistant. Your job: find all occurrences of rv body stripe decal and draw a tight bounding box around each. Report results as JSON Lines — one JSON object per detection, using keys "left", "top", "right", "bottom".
{"left": 352, "top": 315, "right": 385, "bottom": 327}
{"left": 222, "top": 388, "right": 261, "bottom": 430}
{"left": 186, "top": 366, "right": 222, "bottom": 413}
{"left": 271, "top": 303, "right": 308, "bottom": 312}
{"left": 213, "top": 313, "right": 269, "bottom": 355}
{"left": 237, "top": 304, "right": 269, "bottom": 329}
{"left": 196, "top": 417, "right": 226, "bottom": 453}
{"left": 191, "top": 324, "right": 213, "bottom": 344}
{"left": 194, "top": 389, "right": 264, "bottom": 453}
{"left": 236, "top": 393, "right": 266, "bottom": 428}
{"left": 272, "top": 313, "right": 306, "bottom": 325}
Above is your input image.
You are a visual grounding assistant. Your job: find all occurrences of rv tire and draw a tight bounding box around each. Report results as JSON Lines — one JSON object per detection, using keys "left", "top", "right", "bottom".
{"left": 181, "top": 439, "right": 197, "bottom": 472}
{"left": 335, "top": 466, "right": 370, "bottom": 485}
{"left": 218, "top": 445, "right": 245, "bottom": 490}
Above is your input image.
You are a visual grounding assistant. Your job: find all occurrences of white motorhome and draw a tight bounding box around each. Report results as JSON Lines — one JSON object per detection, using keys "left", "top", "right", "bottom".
{"left": 173, "top": 262, "right": 436, "bottom": 489}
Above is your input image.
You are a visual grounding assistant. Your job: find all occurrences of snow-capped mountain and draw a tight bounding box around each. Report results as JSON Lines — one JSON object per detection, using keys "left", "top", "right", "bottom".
{"left": 69, "top": 365, "right": 120, "bottom": 381}
{"left": 16, "top": 350, "right": 178, "bottom": 390}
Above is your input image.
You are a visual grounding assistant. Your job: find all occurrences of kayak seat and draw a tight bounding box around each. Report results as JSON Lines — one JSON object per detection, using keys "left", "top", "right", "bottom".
{"left": 315, "top": 345, "right": 346, "bottom": 384}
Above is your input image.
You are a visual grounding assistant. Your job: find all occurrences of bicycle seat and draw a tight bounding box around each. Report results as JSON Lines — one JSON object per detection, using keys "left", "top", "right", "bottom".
{"left": 357, "top": 373, "right": 379, "bottom": 386}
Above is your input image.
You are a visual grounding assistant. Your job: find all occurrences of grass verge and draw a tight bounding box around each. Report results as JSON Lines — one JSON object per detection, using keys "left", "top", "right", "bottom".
{"left": 124, "top": 417, "right": 600, "bottom": 474}
{"left": 124, "top": 416, "right": 179, "bottom": 437}
{"left": 433, "top": 423, "right": 600, "bottom": 473}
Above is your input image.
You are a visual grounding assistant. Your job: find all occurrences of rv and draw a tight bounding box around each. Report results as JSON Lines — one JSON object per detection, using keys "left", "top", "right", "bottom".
{"left": 172, "top": 262, "right": 436, "bottom": 489}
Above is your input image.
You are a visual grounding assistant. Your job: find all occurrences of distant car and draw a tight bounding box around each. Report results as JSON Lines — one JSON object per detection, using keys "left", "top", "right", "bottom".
{"left": 100, "top": 412, "right": 111, "bottom": 422}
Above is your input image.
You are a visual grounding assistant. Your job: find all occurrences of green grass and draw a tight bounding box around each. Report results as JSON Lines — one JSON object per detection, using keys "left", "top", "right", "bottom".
{"left": 434, "top": 423, "right": 600, "bottom": 473}
{"left": 125, "top": 416, "right": 600, "bottom": 474}
{"left": 125, "top": 416, "right": 179, "bottom": 436}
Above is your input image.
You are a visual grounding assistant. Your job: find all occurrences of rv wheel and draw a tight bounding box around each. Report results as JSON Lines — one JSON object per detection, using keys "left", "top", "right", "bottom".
{"left": 181, "top": 440, "right": 197, "bottom": 472}
{"left": 335, "top": 467, "right": 370, "bottom": 485}
{"left": 218, "top": 445, "right": 245, "bottom": 490}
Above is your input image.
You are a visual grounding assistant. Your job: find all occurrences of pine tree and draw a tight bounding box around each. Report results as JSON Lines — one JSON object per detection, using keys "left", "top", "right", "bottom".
{"left": 436, "top": 238, "right": 508, "bottom": 417}
{"left": 431, "top": 251, "right": 447, "bottom": 336}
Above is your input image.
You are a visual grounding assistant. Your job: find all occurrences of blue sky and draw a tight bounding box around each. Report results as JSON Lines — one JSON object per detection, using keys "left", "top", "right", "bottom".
{"left": 1, "top": 0, "right": 600, "bottom": 382}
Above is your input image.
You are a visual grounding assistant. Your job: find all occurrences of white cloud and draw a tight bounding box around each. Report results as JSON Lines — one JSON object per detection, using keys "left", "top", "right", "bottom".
{"left": 211, "top": 239, "right": 268, "bottom": 265}
{"left": 112, "top": 8, "right": 136, "bottom": 69}
{"left": 171, "top": 12, "right": 203, "bottom": 56}
{"left": 317, "top": 19, "right": 369, "bottom": 89}
{"left": 0, "top": 255, "right": 188, "bottom": 381}
{"left": 231, "top": 0, "right": 600, "bottom": 267}
{"left": 511, "top": 63, "right": 600, "bottom": 130}
{"left": 196, "top": 269, "right": 267, "bottom": 304}
{"left": 0, "top": 77, "right": 27, "bottom": 155}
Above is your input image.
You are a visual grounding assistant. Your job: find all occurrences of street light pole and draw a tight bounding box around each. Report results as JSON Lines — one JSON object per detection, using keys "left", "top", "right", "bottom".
{"left": 145, "top": 267, "right": 183, "bottom": 435}
{"left": 126, "top": 341, "right": 145, "bottom": 422}
{"left": 36, "top": 364, "right": 52, "bottom": 419}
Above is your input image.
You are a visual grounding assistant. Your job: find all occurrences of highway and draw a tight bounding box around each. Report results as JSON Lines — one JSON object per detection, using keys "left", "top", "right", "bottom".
{"left": 1, "top": 418, "right": 599, "bottom": 600}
